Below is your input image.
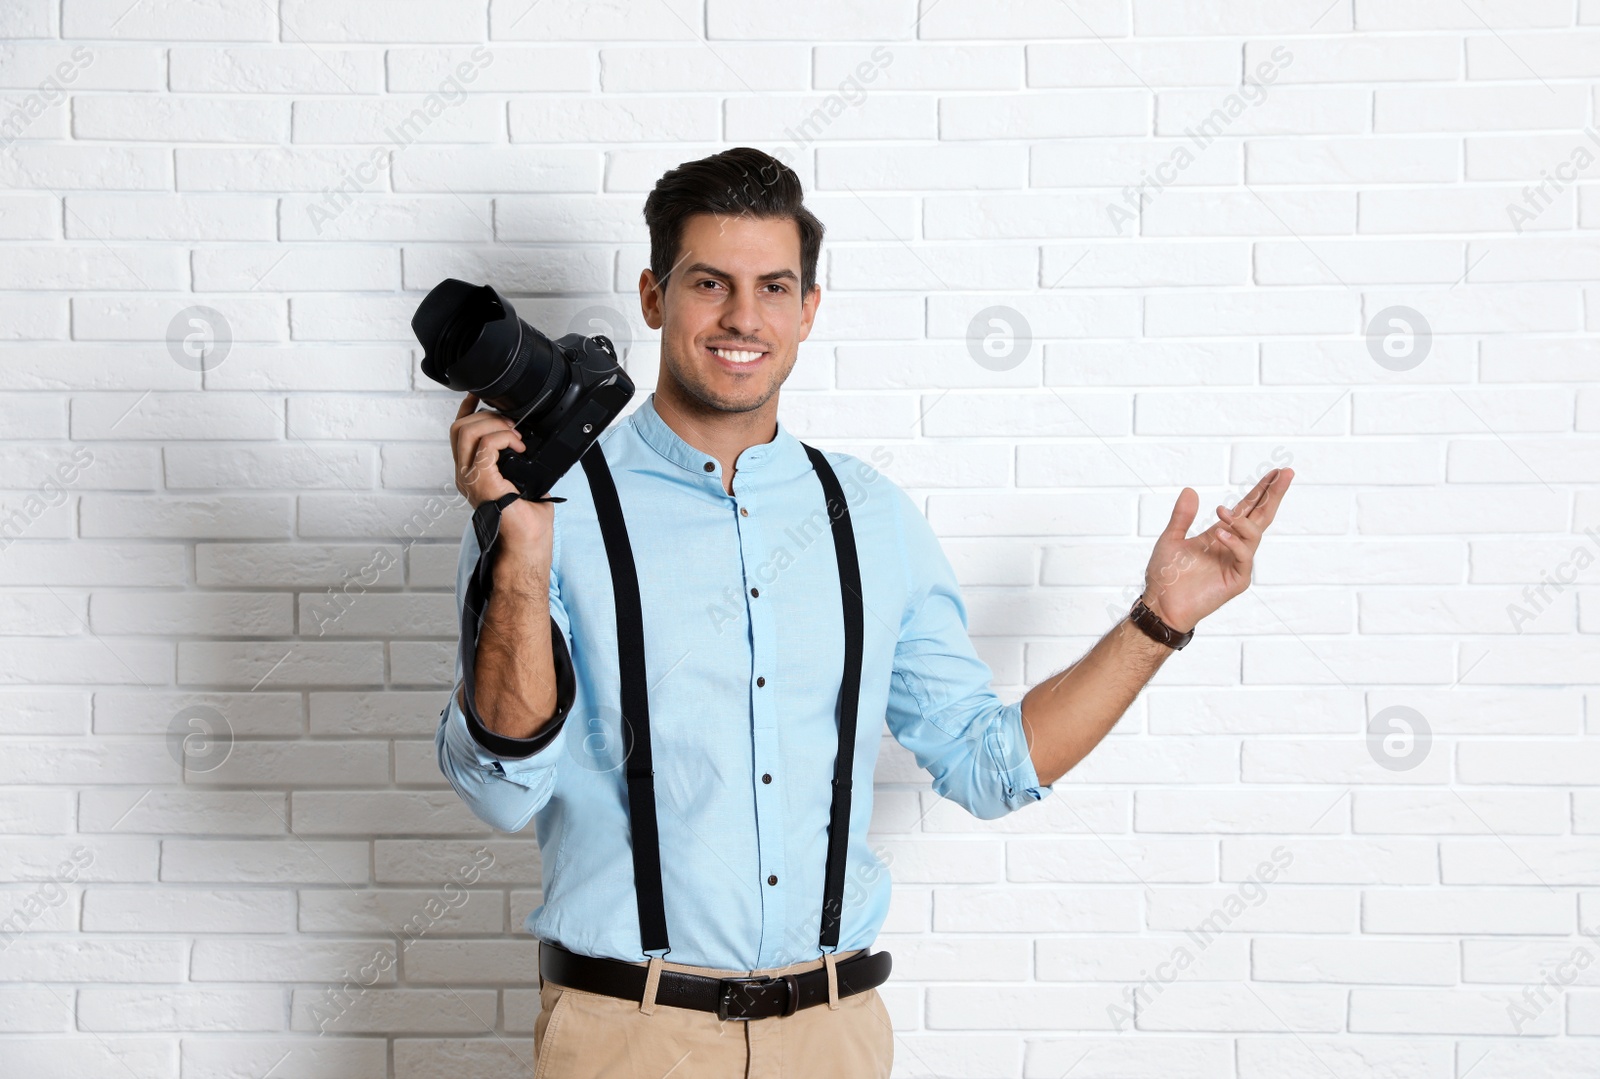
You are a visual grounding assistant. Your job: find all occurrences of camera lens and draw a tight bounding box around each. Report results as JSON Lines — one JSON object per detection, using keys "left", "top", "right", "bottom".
{"left": 414, "top": 279, "right": 568, "bottom": 422}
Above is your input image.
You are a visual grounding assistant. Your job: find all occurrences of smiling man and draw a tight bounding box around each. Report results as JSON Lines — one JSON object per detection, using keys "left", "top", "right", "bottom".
{"left": 435, "top": 147, "right": 1292, "bottom": 1079}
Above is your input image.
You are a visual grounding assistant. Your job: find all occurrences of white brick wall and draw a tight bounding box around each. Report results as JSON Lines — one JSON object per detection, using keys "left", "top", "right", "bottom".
{"left": 1, "top": 2, "right": 1597, "bottom": 1076}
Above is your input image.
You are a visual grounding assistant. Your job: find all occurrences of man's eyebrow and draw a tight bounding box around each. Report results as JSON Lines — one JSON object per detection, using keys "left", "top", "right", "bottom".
{"left": 682, "top": 262, "right": 799, "bottom": 283}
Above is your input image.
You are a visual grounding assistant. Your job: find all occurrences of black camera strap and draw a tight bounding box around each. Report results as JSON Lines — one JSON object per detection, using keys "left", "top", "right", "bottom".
{"left": 579, "top": 440, "right": 865, "bottom": 957}
{"left": 456, "top": 489, "right": 573, "bottom": 760}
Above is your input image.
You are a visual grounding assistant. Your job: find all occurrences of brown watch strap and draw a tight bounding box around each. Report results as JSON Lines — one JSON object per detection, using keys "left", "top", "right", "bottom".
{"left": 1129, "top": 597, "right": 1194, "bottom": 650}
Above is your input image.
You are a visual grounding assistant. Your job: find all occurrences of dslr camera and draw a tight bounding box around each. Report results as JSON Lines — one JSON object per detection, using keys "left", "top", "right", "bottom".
{"left": 413, "top": 279, "right": 634, "bottom": 499}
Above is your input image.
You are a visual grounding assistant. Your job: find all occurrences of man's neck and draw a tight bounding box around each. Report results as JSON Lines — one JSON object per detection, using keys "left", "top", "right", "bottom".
{"left": 652, "top": 380, "right": 778, "bottom": 495}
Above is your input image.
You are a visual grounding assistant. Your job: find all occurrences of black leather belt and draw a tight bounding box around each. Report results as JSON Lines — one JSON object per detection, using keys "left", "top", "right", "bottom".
{"left": 539, "top": 940, "right": 892, "bottom": 1021}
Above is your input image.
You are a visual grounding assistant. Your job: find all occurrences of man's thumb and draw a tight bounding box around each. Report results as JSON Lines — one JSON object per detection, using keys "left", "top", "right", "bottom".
{"left": 1162, "top": 488, "right": 1198, "bottom": 541}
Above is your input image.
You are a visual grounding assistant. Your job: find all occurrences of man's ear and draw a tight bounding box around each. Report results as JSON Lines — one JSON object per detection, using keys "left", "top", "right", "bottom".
{"left": 638, "top": 268, "right": 664, "bottom": 330}
{"left": 797, "top": 283, "right": 822, "bottom": 343}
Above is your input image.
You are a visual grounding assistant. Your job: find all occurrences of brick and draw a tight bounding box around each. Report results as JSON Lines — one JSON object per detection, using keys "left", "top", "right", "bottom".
{"left": 184, "top": 1039, "right": 382, "bottom": 1076}
{"left": 1364, "top": 888, "right": 1574, "bottom": 935}
{"left": 162, "top": 840, "right": 369, "bottom": 884}
{"left": 79, "top": 987, "right": 282, "bottom": 1031}
{"left": 62, "top": 0, "right": 274, "bottom": 38}
{"left": 1238, "top": 1037, "right": 1452, "bottom": 1078}
{"left": 164, "top": 444, "right": 376, "bottom": 490}
{"left": 1135, "top": 0, "right": 1353, "bottom": 33}
{"left": 489, "top": 0, "right": 698, "bottom": 39}
{"left": 1156, "top": 88, "right": 1370, "bottom": 137}
{"left": 83, "top": 888, "right": 294, "bottom": 932}
{"left": 1138, "top": 983, "right": 1345, "bottom": 1032}
{"left": 1354, "top": 389, "right": 1573, "bottom": 434}
{"left": 1030, "top": 41, "right": 1238, "bottom": 87}
{"left": 177, "top": 642, "right": 384, "bottom": 688}
{"left": 1256, "top": 238, "right": 1464, "bottom": 285}
{"left": 191, "top": 939, "right": 395, "bottom": 982}
{"left": 0, "top": 144, "right": 170, "bottom": 189}
{"left": 90, "top": 592, "right": 292, "bottom": 636}
{"left": 169, "top": 46, "right": 383, "bottom": 92}
{"left": 1254, "top": 936, "right": 1456, "bottom": 983}
{"left": 1248, "top": 136, "right": 1460, "bottom": 184}
{"left": 1247, "top": 35, "right": 1461, "bottom": 82}
{"left": 1351, "top": 988, "right": 1559, "bottom": 1034}
{"left": 280, "top": 0, "right": 486, "bottom": 41}
{"left": 1142, "top": 189, "right": 1357, "bottom": 236}
{"left": 817, "top": 45, "right": 1019, "bottom": 90}
{"left": 509, "top": 97, "right": 716, "bottom": 142}
{"left": 816, "top": 144, "right": 1029, "bottom": 190}
{"left": 1136, "top": 790, "right": 1349, "bottom": 834}
{"left": 917, "top": 0, "right": 1129, "bottom": 38}
{"left": 81, "top": 495, "right": 292, "bottom": 539}
{"left": 290, "top": 791, "right": 491, "bottom": 836}
{"left": 74, "top": 95, "right": 287, "bottom": 141}
{"left": 1355, "top": 0, "right": 1575, "bottom": 29}
{"left": 1355, "top": 790, "right": 1567, "bottom": 834}
{"left": 934, "top": 888, "right": 1140, "bottom": 932}
{"left": 1378, "top": 85, "right": 1590, "bottom": 133}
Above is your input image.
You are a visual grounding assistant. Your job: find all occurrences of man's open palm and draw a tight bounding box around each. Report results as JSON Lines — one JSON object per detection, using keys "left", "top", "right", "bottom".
{"left": 1141, "top": 467, "right": 1295, "bottom": 632}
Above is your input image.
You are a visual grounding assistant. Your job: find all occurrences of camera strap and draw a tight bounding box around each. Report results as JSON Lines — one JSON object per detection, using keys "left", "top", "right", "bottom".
{"left": 579, "top": 441, "right": 865, "bottom": 957}
{"left": 454, "top": 490, "right": 576, "bottom": 760}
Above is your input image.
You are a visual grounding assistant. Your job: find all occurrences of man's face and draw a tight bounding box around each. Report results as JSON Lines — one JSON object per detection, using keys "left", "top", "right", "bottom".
{"left": 639, "top": 211, "right": 821, "bottom": 415}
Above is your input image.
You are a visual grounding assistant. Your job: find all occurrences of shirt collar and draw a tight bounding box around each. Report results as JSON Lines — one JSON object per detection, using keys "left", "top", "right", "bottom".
{"left": 629, "top": 391, "right": 807, "bottom": 483}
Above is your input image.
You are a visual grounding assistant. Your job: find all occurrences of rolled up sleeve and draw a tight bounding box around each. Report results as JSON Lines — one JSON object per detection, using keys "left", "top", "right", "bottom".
{"left": 434, "top": 509, "right": 576, "bottom": 833}
{"left": 884, "top": 485, "right": 1054, "bottom": 820}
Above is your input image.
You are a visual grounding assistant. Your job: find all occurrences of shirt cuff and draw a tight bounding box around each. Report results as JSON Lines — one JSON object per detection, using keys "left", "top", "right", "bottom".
{"left": 991, "top": 700, "right": 1055, "bottom": 805}
{"left": 458, "top": 614, "right": 576, "bottom": 761}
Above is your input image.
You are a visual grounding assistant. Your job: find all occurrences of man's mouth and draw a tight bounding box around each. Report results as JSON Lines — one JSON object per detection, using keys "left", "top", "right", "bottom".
{"left": 706, "top": 344, "right": 768, "bottom": 367}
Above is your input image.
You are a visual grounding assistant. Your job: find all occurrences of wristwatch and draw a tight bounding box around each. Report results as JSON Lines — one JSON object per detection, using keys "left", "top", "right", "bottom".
{"left": 1128, "top": 597, "right": 1194, "bottom": 650}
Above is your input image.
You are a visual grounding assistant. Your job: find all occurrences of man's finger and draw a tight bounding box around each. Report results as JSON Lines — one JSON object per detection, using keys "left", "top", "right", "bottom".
{"left": 1245, "top": 468, "right": 1295, "bottom": 528}
{"left": 1228, "top": 468, "right": 1278, "bottom": 518}
{"left": 1217, "top": 504, "right": 1263, "bottom": 547}
{"left": 455, "top": 392, "right": 480, "bottom": 421}
{"left": 1161, "top": 487, "right": 1199, "bottom": 542}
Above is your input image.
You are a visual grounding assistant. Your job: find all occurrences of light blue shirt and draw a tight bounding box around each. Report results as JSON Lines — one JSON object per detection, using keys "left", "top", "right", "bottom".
{"left": 435, "top": 391, "right": 1053, "bottom": 971}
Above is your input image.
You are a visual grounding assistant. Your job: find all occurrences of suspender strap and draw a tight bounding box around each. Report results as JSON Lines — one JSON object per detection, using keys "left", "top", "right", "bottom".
{"left": 580, "top": 440, "right": 865, "bottom": 957}
{"left": 800, "top": 443, "right": 865, "bottom": 950}
{"left": 580, "top": 445, "right": 670, "bottom": 955}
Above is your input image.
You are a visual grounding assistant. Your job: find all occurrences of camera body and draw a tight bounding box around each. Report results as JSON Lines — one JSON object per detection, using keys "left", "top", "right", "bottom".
{"left": 413, "top": 279, "right": 634, "bottom": 499}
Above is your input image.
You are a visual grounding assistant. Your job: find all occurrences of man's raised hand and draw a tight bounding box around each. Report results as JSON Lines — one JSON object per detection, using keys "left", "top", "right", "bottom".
{"left": 1139, "top": 468, "right": 1295, "bottom": 634}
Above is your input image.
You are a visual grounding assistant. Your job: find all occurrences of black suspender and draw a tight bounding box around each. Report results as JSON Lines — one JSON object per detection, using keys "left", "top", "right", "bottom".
{"left": 580, "top": 447, "right": 670, "bottom": 954}
{"left": 803, "top": 443, "right": 864, "bottom": 951}
{"left": 579, "top": 440, "right": 865, "bottom": 957}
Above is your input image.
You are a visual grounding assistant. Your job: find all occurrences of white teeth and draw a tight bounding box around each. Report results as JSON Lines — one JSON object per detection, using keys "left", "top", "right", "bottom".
{"left": 710, "top": 347, "right": 764, "bottom": 364}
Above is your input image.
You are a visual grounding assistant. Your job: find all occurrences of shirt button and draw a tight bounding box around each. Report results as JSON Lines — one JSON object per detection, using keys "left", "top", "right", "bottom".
{"left": 703, "top": 461, "right": 714, "bottom": 472}
{"left": 767, "top": 874, "right": 778, "bottom": 886}
{"left": 739, "top": 506, "right": 749, "bottom": 517}
{"left": 750, "top": 587, "right": 759, "bottom": 598}
{"left": 762, "top": 773, "right": 772, "bottom": 784}
{"left": 756, "top": 676, "right": 766, "bottom": 688}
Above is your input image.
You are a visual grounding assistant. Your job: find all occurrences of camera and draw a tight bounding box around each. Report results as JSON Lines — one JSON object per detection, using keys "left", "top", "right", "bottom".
{"left": 413, "top": 279, "right": 634, "bottom": 499}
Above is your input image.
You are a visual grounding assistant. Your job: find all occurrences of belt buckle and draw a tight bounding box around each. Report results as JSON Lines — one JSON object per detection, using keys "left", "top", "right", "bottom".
{"left": 716, "top": 973, "right": 800, "bottom": 1021}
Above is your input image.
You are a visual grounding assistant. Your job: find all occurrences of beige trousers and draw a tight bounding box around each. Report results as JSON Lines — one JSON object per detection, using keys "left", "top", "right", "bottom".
{"left": 532, "top": 947, "right": 893, "bottom": 1079}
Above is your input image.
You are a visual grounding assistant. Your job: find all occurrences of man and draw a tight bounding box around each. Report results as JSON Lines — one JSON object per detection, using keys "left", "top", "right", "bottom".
{"left": 435, "top": 147, "right": 1293, "bottom": 1078}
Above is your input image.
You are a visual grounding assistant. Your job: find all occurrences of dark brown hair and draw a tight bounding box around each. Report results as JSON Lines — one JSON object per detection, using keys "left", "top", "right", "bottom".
{"left": 642, "top": 147, "right": 825, "bottom": 297}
